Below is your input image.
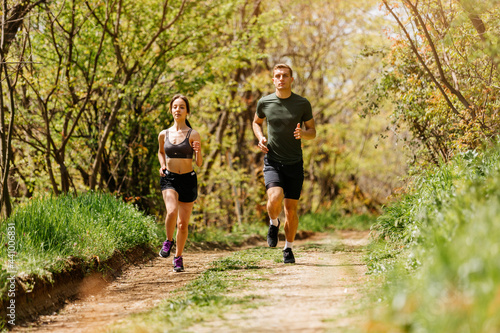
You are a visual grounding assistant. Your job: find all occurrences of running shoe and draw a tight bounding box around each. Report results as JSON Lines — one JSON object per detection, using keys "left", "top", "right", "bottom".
{"left": 267, "top": 219, "right": 280, "bottom": 247}
{"left": 159, "top": 240, "right": 174, "bottom": 258}
{"left": 283, "top": 247, "right": 295, "bottom": 264}
{"left": 173, "top": 256, "right": 184, "bottom": 272}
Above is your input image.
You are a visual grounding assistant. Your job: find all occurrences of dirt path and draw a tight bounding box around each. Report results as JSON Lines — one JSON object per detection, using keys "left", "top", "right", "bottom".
{"left": 190, "top": 230, "right": 370, "bottom": 332}
{"left": 13, "top": 251, "right": 230, "bottom": 333}
{"left": 13, "top": 230, "right": 370, "bottom": 332}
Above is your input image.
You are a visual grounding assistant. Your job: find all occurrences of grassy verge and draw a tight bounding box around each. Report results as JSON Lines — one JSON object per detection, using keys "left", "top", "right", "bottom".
{"left": 300, "top": 209, "right": 375, "bottom": 232}
{"left": 187, "top": 220, "right": 267, "bottom": 247}
{"left": 0, "top": 192, "right": 160, "bottom": 298}
{"left": 366, "top": 147, "right": 500, "bottom": 332}
{"left": 106, "top": 246, "right": 282, "bottom": 332}
{"left": 182, "top": 207, "right": 374, "bottom": 250}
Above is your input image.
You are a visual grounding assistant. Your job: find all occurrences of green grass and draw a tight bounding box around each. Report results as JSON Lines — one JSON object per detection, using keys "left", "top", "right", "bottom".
{"left": 0, "top": 192, "right": 159, "bottom": 296}
{"left": 181, "top": 206, "right": 370, "bottom": 250}
{"left": 366, "top": 146, "right": 500, "bottom": 332}
{"left": 300, "top": 209, "right": 375, "bottom": 232}
{"left": 186, "top": 221, "right": 266, "bottom": 247}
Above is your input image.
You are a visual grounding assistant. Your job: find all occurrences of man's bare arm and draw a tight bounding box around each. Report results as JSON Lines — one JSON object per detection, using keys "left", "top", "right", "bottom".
{"left": 252, "top": 113, "right": 269, "bottom": 153}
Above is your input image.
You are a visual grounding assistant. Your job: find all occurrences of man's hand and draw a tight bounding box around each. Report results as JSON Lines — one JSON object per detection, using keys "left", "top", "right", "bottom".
{"left": 258, "top": 137, "right": 269, "bottom": 153}
{"left": 294, "top": 123, "right": 301, "bottom": 140}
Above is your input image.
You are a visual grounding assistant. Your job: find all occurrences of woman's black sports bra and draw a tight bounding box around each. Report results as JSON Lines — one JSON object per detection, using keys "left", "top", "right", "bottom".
{"left": 164, "top": 129, "right": 194, "bottom": 159}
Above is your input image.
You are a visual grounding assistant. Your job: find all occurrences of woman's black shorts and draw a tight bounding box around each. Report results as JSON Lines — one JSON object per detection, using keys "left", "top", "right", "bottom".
{"left": 160, "top": 170, "right": 198, "bottom": 203}
{"left": 263, "top": 156, "right": 304, "bottom": 200}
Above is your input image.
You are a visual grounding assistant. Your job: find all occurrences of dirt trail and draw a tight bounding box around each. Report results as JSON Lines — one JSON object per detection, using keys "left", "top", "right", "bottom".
{"left": 13, "top": 230, "right": 370, "bottom": 332}
{"left": 190, "top": 230, "right": 370, "bottom": 332}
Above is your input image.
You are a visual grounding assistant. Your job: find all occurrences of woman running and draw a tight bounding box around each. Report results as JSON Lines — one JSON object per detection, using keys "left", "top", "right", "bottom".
{"left": 157, "top": 94, "right": 203, "bottom": 272}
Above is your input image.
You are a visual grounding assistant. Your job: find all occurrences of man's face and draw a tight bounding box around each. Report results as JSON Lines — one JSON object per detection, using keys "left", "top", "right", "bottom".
{"left": 272, "top": 68, "right": 293, "bottom": 91}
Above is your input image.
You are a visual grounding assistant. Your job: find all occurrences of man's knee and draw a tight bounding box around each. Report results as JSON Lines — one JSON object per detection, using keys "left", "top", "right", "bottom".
{"left": 284, "top": 200, "right": 299, "bottom": 214}
{"left": 267, "top": 187, "right": 284, "bottom": 202}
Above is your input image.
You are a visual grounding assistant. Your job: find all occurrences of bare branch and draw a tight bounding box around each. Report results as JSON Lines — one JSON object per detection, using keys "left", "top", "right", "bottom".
{"left": 403, "top": 0, "right": 475, "bottom": 116}
{"left": 382, "top": 0, "right": 462, "bottom": 117}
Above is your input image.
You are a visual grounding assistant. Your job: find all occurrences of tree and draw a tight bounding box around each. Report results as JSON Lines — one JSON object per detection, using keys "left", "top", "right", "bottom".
{"left": 0, "top": 0, "right": 46, "bottom": 219}
{"left": 373, "top": 0, "right": 500, "bottom": 165}
{"left": 5, "top": 0, "right": 407, "bottom": 224}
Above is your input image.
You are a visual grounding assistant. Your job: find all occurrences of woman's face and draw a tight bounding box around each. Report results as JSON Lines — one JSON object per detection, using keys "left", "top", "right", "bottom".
{"left": 171, "top": 98, "right": 188, "bottom": 121}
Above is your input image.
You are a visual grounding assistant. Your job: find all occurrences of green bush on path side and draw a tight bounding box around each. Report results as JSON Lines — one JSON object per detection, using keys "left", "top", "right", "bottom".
{"left": 367, "top": 146, "right": 500, "bottom": 332}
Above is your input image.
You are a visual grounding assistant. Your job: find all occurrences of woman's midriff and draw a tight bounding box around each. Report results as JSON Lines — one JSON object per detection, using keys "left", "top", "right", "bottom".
{"left": 166, "top": 158, "right": 194, "bottom": 174}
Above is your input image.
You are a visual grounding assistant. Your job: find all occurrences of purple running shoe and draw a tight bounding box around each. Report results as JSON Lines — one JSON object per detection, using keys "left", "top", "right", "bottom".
{"left": 173, "top": 256, "right": 184, "bottom": 272}
{"left": 159, "top": 240, "right": 174, "bottom": 258}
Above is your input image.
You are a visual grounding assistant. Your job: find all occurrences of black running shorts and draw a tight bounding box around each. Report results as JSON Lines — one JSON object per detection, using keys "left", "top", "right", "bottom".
{"left": 160, "top": 170, "right": 198, "bottom": 203}
{"left": 263, "top": 156, "right": 304, "bottom": 200}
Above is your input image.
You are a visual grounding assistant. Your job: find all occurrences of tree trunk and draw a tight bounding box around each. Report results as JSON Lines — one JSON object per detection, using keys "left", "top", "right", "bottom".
{"left": 0, "top": 0, "right": 45, "bottom": 219}
{"left": 89, "top": 96, "right": 124, "bottom": 190}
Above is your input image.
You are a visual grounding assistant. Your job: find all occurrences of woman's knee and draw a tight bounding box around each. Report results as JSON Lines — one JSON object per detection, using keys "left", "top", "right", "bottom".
{"left": 177, "top": 219, "right": 189, "bottom": 232}
{"left": 165, "top": 206, "right": 178, "bottom": 220}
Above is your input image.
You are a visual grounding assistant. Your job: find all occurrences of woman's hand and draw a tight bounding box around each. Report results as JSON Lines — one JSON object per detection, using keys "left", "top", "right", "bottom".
{"left": 192, "top": 140, "right": 201, "bottom": 153}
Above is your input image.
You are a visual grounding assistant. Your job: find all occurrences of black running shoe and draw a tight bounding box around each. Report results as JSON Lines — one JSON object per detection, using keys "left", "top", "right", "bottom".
{"left": 283, "top": 247, "right": 295, "bottom": 264}
{"left": 173, "top": 256, "right": 184, "bottom": 272}
{"left": 267, "top": 219, "right": 280, "bottom": 247}
{"left": 159, "top": 240, "right": 174, "bottom": 258}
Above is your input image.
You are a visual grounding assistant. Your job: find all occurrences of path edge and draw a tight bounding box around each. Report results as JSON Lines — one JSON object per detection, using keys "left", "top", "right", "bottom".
{"left": 1, "top": 244, "right": 156, "bottom": 329}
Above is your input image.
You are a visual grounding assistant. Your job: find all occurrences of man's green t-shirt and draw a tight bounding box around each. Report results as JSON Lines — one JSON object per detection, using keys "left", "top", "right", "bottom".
{"left": 256, "top": 92, "right": 313, "bottom": 165}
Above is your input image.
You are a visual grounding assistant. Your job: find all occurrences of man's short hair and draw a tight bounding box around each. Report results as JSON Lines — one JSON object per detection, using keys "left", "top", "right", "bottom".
{"left": 273, "top": 63, "right": 293, "bottom": 78}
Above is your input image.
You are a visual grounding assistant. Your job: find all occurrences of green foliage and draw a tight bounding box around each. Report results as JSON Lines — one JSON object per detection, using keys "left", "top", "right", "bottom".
{"left": 366, "top": 0, "right": 500, "bottom": 166}
{"left": 5, "top": 0, "right": 403, "bottom": 228}
{"left": 0, "top": 192, "right": 158, "bottom": 296}
{"left": 366, "top": 144, "right": 500, "bottom": 331}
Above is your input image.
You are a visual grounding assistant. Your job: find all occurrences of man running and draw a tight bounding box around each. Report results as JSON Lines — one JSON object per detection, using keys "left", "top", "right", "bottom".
{"left": 252, "top": 63, "right": 316, "bottom": 264}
